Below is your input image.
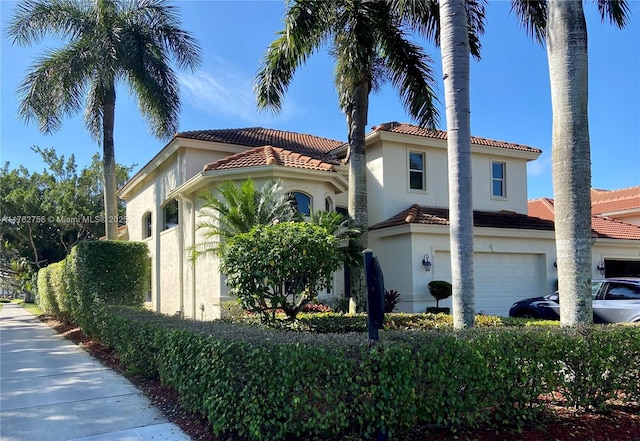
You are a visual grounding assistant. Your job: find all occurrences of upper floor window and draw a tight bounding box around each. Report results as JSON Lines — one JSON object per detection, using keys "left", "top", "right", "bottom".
{"left": 409, "top": 151, "right": 425, "bottom": 191}
{"left": 289, "top": 191, "right": 312, "bottom": 216}
{"left": 491, "top": 161, "right": 506, "bottom": 198}
{"left": 162, "top": 200, "right": 178, "bottom": 230}
{"left": 325, "top": 196, "right": 334, "bottom": 212}
{"left": 143, "top": 212, "right": 152, "bottom": 239}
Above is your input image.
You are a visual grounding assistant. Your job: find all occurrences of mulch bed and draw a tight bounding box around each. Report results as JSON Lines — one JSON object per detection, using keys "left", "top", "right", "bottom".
{"left": 41, "top": 315, "right": 640, "bottom": 441}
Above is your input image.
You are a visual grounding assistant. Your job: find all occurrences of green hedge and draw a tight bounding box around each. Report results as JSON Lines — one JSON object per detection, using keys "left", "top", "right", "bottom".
{"left": 36, "top": 241, "right": 149, "bottom": 329}
{"left": 92, "top": 306, "right": 640, "bottom": 441}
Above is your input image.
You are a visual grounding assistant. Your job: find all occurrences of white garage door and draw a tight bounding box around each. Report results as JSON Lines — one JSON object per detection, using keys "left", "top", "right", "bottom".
{"left": 434, "top": 252, "right": 542, "bottom": 317}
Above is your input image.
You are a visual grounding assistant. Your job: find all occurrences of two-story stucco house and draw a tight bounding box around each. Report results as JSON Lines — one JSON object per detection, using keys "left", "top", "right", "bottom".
{"left": 118, "top": 122, "right": 640, "bottom": 319}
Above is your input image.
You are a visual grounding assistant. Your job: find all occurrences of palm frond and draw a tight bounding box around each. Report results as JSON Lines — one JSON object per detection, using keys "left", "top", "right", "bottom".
{"left": 17, "top": 43, "right": 95, "bottom": 134}
{"left": 254, "top": 0, "right": 335, "bottom": 113}
{"left": 121, "top": 0, "right": 202, "bottom": 70}
{"left": 391, "top": 0, "right": 486, "bottom": 59}
{"left": 6, "top": 0, "right": 94, "bottom": 45}
{"left": 377, "top": 15, "right": 440, "bottom": 128}
{"left": 595, "top": 0, "right": 630, "bottom": 28}
{"left": 510, "top": 0, "right": 547, "bottom": 44}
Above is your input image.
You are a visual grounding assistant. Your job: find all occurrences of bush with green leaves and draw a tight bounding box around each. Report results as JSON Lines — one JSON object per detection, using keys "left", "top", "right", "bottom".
{"left": 428, "top": 280, "right": 452, "bottom": 309}
{"left": 221, "top": 222, "right": 343, "bottom": 322}
{"left": 35, "top": 240, "right": 149, "bottom": 330}
{"left": 87, "top": 306, "right": 640, "bottom": 441}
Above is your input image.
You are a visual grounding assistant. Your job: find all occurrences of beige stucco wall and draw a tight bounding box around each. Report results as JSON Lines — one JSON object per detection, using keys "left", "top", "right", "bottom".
{"left": 365, "top": 137, "right": 533, "bottom": 225}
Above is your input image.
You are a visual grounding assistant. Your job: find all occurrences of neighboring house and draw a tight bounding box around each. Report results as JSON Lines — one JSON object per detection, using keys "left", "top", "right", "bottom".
{"left": 118, "top": 123, "right": 640, "bottom": 318}
{"left": 528, "top": 185, "right": 640, "bottom": 278}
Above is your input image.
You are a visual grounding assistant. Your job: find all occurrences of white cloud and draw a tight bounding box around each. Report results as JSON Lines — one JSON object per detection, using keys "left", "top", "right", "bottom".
{"left": 178, "top": 57, "right": 296, "bottom": 125}
{"left": 527, "top": 152, "right": 551, "bottom": 177}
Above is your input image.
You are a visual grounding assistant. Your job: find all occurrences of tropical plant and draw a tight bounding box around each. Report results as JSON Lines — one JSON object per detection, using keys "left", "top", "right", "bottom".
{"left": 220, "top": 222, "right": 343, "bottom": 322}
{"left": 511, "top": 0, "right": 630, "bottom": 325}
{"left": 383, "top": 289, "right": 401, "bottom": 313}
{"left": 254, "top": 0, "right": 441, "bottom": 311}
{"left": 7, "top": 0, "right": 201, "bottom": 239}
{"left": 191, "top": 178, "right": 299, "bottom": 260}
{"left": 428, "top": 280, "right": 452, "bottom": 310}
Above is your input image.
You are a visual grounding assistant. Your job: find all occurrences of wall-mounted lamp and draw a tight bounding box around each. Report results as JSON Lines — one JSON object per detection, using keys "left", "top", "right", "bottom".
{"left": 553, "top": 258, "right": 557, "bottom": 269}
{"left": 597, "top": 261, "right": 606, "bottom": 275}
{"left": 422, "top": 254, "right": 432, "bottom": 271}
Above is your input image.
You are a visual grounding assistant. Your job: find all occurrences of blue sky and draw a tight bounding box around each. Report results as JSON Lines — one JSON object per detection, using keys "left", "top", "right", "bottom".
{"left": 1, "top": 0, "right": 638, "bottom": 200}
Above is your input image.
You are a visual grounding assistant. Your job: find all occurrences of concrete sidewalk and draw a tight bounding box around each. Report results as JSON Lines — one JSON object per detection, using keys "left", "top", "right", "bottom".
{"left": 0, "top": 303, "right": 191, "bottom": 441}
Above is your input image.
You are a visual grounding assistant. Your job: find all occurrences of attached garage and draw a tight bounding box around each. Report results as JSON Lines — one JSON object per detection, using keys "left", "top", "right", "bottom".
{"left": 604, "top": 259, "right": 640, "bottom": 277}
{"left": 435, "top": 251, "right": 545, "bottom": 317}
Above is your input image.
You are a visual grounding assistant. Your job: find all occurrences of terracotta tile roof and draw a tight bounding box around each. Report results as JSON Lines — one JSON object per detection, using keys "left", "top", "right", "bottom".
{"left": 370, "top": 205, "right": 556, "bottom": 231}
{"left": 203, "top": 145, "right": 337, "bottom": 172}
{"left": 371, "top": 122, "right": 542, "bottom": 154}
{"left": 176, "top": 127, "right": 345, "bottom": 158}
{"left": 591, "top": 186, "right": 640, "bottom": 214}
{"left": 591, "top": 216, "right": 640, "bottom": 240}
{"left": 527, "top": 196, "right": 640, "bottom": 240}
{"left": 527, "top": 198, "right": 555, "bottom": 221}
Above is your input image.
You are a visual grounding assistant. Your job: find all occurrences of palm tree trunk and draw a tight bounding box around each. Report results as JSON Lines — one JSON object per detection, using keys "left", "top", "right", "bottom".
{"left": 102, "top": 85, "right": 119, "bottom": 240}
{"left": 546, "top": 0, "right": 593, "bottom": 326}
{"left": 348, "top": 79, "right": 369, "bottom": 311}
{"left": 439, "top": 0, "right": 475, "bottom": 328}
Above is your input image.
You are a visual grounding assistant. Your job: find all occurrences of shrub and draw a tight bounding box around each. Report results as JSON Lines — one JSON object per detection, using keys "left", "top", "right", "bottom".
{"left": 221, "top": 222, "right": 343, "bottom": 322}
{"left": 428, "top": 280, "right": 452, "bottom": 309}
{"left": 87, "top": 306, "right": 640, "bottom": 440}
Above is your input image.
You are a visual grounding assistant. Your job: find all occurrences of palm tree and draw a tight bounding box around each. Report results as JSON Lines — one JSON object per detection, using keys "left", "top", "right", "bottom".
{"left": 393, "top": 0, "right": 486, "bottom": 328}
{"left": 254, "top": 0, "right": 440, "bottom": 310}
{"left": 191, "top": 178, "right": 299, "bottom": 259}
{"left": 7, "top": 0, "right": 201, "bottom": 239}
{"left": 438, "top": 0, "right": 476, "bottom": 328}
{"left": 512, "top": 0, "right": 629, "bottom": 326}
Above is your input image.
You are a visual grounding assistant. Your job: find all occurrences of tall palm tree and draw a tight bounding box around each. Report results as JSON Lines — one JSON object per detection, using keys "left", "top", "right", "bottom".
{"left": 394, "top": 0, "right": 486, "bottom": 328}
{"left": 254, "top": 0, "right": 440, "bottom": 309}
{"left": 7, "top": 0, "right": 201, "bottom": 239}
{"left": 512, "top": 0, "right": 629, "bottom": 326}
{"left": 438, "top": 0, "right": 476, "bottom": 328}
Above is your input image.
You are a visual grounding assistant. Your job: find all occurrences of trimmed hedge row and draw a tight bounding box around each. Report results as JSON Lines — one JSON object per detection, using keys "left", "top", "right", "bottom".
{"left": 36, "top": 241, "right": 149, "bottom": 330}
{"left": 91, "top": 306, "right": 640, "bottom": 441}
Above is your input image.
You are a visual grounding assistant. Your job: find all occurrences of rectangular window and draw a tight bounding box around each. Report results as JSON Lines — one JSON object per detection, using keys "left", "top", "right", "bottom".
{"left": 491, "top": 161, "right": 506, "bottom": 198}
{"left": 409, "top": 151, "right": 425, "bottom": 190}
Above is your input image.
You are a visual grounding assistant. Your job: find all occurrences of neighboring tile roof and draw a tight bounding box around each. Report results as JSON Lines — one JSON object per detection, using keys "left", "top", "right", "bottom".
{"left": 591, "top": 216, "right": 640, "bottom": 240}
{"left": 370, "top": 205, "right": 556, "bottom": 231}
{"left": 527, "top": 198, "right": 555, "bottom": 221}
{"left": 371, "top": 122, "right": 542, "bottom": 154}
{"left": 176, "top": 127, "right": 345, "bottom": 157}
{"left": 591, "top": 186, "right": 640, "bottom": 214}
{"left": 203, "top": 145, "right": 336, "bottom": 172}
{"left": 528, "top": 196, "right": 640, "bottom": 240}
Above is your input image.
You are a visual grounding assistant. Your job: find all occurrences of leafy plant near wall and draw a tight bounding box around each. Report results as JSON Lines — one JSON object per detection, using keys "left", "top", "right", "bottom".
{"left": 428, "top": 280, "right": 453, "bottom": 310}
{"left": 220, "top": 222, "right": 344, "bottom": 322}
{"left": 384, "top": 289, "right": 400, "bottom": 313}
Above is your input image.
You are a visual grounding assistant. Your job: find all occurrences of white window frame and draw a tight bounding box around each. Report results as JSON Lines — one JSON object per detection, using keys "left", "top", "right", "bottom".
{"left": 491, "top": 161, "right": 507, "bottom": 199}
{"left": 408, "top": 150, "right": 426, "bottom": 191}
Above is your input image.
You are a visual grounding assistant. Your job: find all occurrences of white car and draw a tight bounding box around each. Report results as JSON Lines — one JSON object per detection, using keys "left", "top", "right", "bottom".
{"left": 510, "top": 278, "right": 640, "bottom": 323}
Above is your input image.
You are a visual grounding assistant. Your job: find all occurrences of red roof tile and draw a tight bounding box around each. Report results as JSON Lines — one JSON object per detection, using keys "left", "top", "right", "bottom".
{"left": 176, "top": 127, "right": 345, "bottom": 157}
{"left": 203, "top": 146, "right": 337, "bottom": 173}
{"left": 371, "top": 122, "right": 542, "bottom": 154}
{"left": 591, "top": 186, "right": 640, "bottom": 214}
{"left": 528, "top": 196, "right": 640, "bottom": 240}
{"left": 371, "top": 205, "right": 556, "bottom": 231}
{"left": 591, "top": 216, "right": 640, "bottom": 240}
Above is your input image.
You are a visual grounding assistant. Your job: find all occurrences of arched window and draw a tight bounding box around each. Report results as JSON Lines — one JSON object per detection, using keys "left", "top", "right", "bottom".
{"left": 162, "top": 200, "right": 178, "bottom": 230}
{"left": 325, "top": 196, "right": 334, "bottom": 212}
{"left": 289, "top": 191, "right": 312, "bottom": 216}
{"left": 142, "top": 212, "right": 152, "bottom": 239}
